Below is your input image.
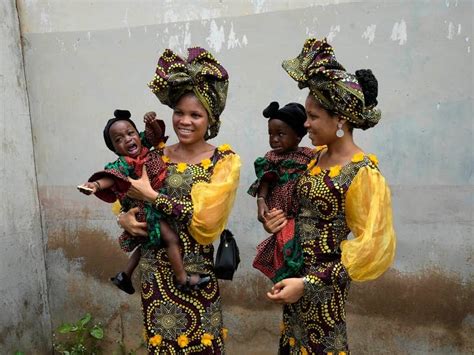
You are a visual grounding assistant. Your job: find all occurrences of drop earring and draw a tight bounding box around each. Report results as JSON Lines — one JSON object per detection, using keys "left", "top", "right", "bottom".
{"left": 336, "top": 122, "right": 344, "bottom": 138}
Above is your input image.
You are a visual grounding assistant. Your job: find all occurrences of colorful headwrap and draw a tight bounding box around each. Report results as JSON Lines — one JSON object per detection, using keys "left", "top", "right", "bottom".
{"left": 282, "top": 38, "right": 381, "bottom": 130}
{"left": 148, "top": 47, "right": 229, "bottom": 140}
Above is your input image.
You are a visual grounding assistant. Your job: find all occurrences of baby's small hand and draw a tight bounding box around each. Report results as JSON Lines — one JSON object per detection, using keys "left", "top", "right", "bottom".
{"left": 257, "top": 199, "right": 269, "bottom": 224}
{"left": 143, "top": 111, "right": 157, "bottom": 124}
{"left": 77, "top": 182, "right": 97, "bottom": 195}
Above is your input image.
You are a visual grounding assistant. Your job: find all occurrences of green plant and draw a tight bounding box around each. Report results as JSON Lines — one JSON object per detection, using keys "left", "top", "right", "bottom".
{"left": 53, "top": 313, "right": 104, "bottom": 355}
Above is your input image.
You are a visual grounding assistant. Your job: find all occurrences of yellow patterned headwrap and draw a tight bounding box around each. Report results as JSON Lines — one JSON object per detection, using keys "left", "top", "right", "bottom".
{"left": 149, "top": 47, "right": 229, "bottom": 140}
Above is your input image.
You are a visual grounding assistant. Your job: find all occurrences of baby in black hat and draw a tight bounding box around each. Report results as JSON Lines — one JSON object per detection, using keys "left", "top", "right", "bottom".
{"left": 78, "top": 110, "right": 209, "bottom": 294}
{"left": 248, "top": 102, "right": 314, "bottom": 283}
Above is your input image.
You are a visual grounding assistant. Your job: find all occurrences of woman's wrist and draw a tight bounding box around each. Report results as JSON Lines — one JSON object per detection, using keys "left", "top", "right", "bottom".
{"left": 144, "top": 190, "right": 159, "bottom": 203}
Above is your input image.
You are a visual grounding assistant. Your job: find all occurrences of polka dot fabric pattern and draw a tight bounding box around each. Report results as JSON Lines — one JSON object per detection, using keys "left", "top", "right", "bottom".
{"left": 140, "top": 147, "right": 235, "bottom": 353}
{"left": 279, "top": 150, "right": 378, "bottom": 354}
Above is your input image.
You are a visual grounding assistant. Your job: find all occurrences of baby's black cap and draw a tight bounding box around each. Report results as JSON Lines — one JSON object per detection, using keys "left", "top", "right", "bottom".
{"left": 263, "top": 101, "right": 307, "bottom": 137}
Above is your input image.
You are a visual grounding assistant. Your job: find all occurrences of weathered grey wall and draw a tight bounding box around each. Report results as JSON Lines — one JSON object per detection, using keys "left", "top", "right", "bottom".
{"left": 3, "top": 0, "right": 472, "bottom": 353}
{"left": 0, "top": 0, "right": 51, "bottom": 352}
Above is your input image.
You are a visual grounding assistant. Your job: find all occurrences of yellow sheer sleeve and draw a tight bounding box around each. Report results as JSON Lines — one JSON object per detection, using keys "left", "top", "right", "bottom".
{"left": 188, "top": 153, "right": 241, "bottom": 245}
{"left": 111, "top": 200, "right": 122, "bottom": 215}
{"left": 341, "top": 166, "right": 396, "bottom": 281}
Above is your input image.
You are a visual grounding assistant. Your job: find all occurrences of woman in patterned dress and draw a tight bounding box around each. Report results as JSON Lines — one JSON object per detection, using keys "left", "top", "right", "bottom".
{"left": 118, "top": 47, "right": 240, "bottom": 354}
{"left": 264, "top": 38, "right": 396, "bottom": 354}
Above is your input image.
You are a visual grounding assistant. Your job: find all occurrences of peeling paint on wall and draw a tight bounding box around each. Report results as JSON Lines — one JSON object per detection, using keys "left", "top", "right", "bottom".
{"left": 251, "top": 0, "right": 267, "bottom": 14}
{"left": 17, "top": 0, "right": 362, "bottom": 34}
{"left": 391, "top": 19, "right": 407, "bottom": 45}
{"left": 362, "top": 24, "right": 376, "bottom": 45}
{"left": 227, "top": 22, "right": 248, "bottom": 50}
{"left": 39, "top": 6, "right": 51, "bottom": 33}
{"left": 445, "top": 0, "right": 460, "bottom": 8}
{"left": 123, "top": 7, "right": 131, "bottom": 38}
{"left": 327, "top": 24, "right": 341, "bottom": 42}
{"left": 447, "top": 21, "right": 456, "bottom": 39}
{"left": 446, "top": 20, "right": 465, "bottom": 41}
{"left": 184, "top": 22, "right": 192, "bottom": 49}
{"left": 206, "top": 19, "right": 226, "bottom": 52}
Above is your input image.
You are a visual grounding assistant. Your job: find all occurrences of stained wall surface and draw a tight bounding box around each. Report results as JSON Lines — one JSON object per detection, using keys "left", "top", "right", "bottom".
{"left": 0, "top": 0, "right": 51, "bottom": 352}
{"left": 1, "top": 0, "right": 472, "bottom": 353}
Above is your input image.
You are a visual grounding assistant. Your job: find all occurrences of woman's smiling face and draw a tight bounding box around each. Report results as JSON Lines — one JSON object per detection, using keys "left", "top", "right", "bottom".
{"left": 172, "top": 93, "right": 209, "bottom": 145}
{"left": 304, "top": 94, "right": 339, "bottom": 147}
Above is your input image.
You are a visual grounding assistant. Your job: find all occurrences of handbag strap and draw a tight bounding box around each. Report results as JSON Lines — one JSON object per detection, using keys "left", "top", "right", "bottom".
{"left": 221, "top": 229, "right": 233, "bottom": 244}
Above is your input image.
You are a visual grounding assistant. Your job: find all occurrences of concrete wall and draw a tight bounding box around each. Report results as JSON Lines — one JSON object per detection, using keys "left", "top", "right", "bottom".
{"left": 2, "top": 0, "right": 472, "bottom": 353}
{"left": 0, "top": 0, "right": 51, "bottom": 352}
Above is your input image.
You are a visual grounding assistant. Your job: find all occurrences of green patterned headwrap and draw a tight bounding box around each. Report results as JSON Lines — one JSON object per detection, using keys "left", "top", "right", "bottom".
{"left": 148, "top": 47, "right": 229, "bottom": 140}
{"left": 282, "top": 38, "right": 381, "bottom": 130}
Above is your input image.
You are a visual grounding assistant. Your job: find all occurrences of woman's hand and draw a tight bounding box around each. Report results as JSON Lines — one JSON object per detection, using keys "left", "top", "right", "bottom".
{"left": 118, "top": 207, "right": 148, "bottom": 237}
{"left": 262, "top": 209, "right": 288, "bottom": 234}
{"left": 266, "top": 278, "right": 305, "bottom": 304}
{"left": 127, "top": 166, "right": 158, "bottom": 203}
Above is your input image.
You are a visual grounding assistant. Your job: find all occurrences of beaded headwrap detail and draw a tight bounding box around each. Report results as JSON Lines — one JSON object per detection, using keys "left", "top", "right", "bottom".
{"left": 148, "top": 47, "right": 229, "bottom": 139}
{"left": 282, "top": 38, "right": 381, "bottom": 130}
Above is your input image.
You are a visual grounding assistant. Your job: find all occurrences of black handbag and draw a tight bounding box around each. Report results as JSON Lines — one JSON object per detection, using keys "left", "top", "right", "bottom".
{"left": 214, "top": 229, "right": 240, "bottom": 280}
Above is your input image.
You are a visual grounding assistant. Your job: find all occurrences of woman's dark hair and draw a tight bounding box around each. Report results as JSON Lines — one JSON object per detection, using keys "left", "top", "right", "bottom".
{"left": 355, "top": 69, "right": 378, "bottom": 107}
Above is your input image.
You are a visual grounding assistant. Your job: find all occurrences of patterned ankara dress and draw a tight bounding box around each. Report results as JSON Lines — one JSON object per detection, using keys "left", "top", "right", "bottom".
{"left": 279, "top": 148, "right": 396, "bottom": 355}
{"left": 140, "top": 145, "right": 240, "bottom": 354}
{"left": 248, "top": 147, "right": 314, "bottom": 283}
